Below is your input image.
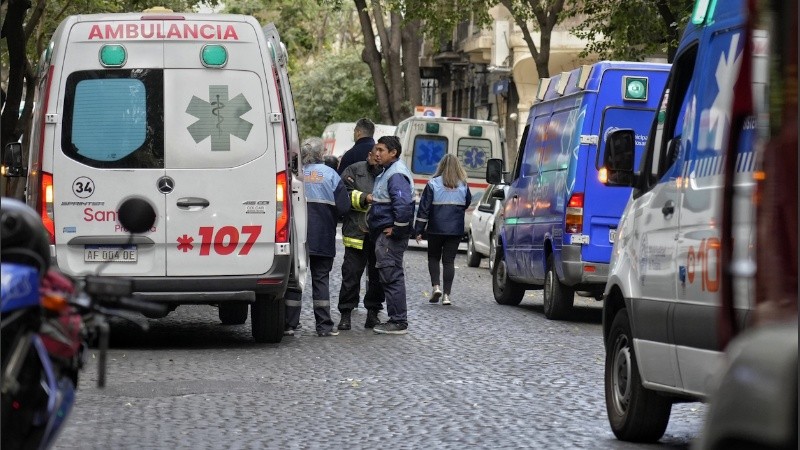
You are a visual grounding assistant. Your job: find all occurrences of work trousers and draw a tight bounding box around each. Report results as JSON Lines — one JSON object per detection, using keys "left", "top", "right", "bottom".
{"left": 286, "top": 254, "right": 335, "bottom": 334}
{"left": 372, "top": 231, "right": 409, "bottom": 324}
{"left": 338, "top": 237, "right": 385, "bottom": 312}
{"left": 426, "top": 233, "right": 462, "bottom": 295}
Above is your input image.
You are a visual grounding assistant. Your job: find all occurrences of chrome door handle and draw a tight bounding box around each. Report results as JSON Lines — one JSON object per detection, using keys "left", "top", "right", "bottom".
{"left": 176, "top": 197, "right": 210, "bottom": 208}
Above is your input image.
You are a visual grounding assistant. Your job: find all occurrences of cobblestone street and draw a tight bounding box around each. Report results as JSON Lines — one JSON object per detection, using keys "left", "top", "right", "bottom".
{"left": 53, "top": 239, "right": 706, "bottom": 449}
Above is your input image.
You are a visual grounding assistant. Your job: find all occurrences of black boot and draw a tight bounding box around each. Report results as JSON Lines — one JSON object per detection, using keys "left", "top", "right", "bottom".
{"left": 364, "top": 309, "right": 381, "bottom": 329}
{"left": 337, "top": 310, "right": 352, "bottom": 330}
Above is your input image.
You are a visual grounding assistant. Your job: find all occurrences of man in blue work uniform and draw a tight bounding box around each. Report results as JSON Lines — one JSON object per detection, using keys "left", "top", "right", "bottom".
{"left": 337, "top": 118, "right": 375, "bottom": 175}
{"left": 285, "top": 137, "right": 350, "bottom": 337}
{"left": 366, "top": 136, "right": 415, "bottom": 335}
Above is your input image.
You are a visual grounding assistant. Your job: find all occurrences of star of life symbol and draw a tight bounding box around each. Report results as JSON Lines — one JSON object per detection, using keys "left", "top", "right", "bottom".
{"left": 176, "top": 234, "right": 194, "bottom": 252}
{"left": 186, "top": 85, "right": 253, "bottom": 151}
{"left": 463, "top": 147, "right": 486, "bottom": 169}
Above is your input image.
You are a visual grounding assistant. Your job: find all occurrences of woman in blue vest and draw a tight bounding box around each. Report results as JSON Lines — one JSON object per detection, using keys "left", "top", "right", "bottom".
{"left": 414, "top": 154, "right": 472, "bottom": 305}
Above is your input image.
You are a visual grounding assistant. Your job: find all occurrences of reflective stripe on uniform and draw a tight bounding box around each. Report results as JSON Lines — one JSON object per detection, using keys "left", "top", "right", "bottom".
{"left": 285, "top": 299, "right": 302, "bottom": 307}
{"left": 351, "top": 190, "right": 368, "bottom": 212}
{"left": 394, "top": 221, "right": 409, "bottom": 227}
{"left": 343, "top": 236, "right": 364, "bottom": 249}
{"left": 416, "top": 218, "right": 428, "bottom": 222}
{"left": 313, "top": 300, "right": 330, "bottom": 307}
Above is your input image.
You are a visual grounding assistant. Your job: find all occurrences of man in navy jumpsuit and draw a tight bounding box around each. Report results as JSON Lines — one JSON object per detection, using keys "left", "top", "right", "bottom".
{"left": 285, "top": 137, "right": 349, "bottom": 336}
{"left": 366, "top": 136, "right": 415, "bottom": 335}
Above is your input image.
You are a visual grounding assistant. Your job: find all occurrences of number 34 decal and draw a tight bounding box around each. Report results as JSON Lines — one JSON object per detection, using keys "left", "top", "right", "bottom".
{"left": 176, "top": 226, "right": 262, "bottom": 256}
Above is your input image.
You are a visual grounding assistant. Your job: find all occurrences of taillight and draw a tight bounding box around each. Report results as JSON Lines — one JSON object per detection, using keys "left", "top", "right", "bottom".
{"left": 275, "top": 171, "right": 290, "bottom": 243}
{"left": 565, "top": 192, "right": 584, "bottom": 234}
{"left": 40, "top": 172, "right": 55, "bottom": 243}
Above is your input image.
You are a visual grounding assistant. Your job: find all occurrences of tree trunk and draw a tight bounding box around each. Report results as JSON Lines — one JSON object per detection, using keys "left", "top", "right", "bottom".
{"left": 385, "top": 12, "right": 404, "bottom": 123}
{"left": 1, "top": 0, "right": 31, "bottom": 150}
{"left": 401, "top": 18, "right": 422, "bottom": 121}
{"left": 353, "top": 0, "right": 392, "bottom": 124}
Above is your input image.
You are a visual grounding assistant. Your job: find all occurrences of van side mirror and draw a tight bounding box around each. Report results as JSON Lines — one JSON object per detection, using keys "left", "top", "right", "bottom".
{"left": 602, "top": 129, "right": 636, "bottom": 187}
{"left": 2, "top": 142, "right": 26, "bottom": 178}
{"left": 486, "top": 158, "right": 504, "bottom": 184}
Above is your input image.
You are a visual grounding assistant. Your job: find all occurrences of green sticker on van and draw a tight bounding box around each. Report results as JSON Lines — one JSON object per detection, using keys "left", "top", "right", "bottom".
{"left": 186, "top": 85, "right": 253, "bottom": 151}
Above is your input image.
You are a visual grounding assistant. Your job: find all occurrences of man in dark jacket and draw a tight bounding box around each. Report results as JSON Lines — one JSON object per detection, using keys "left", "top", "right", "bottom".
{"left": 337, "top": 118, "right": 375, "bottom": 175}
{"left": 366, "top": 136, "right": 415, "bottom": 335}
{"left": 286, "top": 137, "right": 350, "bottom": 337}
{"left": 337, "top": 146, "right": 384, "bottom": 330}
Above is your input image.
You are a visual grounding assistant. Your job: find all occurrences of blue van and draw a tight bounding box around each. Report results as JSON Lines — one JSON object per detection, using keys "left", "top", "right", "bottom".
{"left": 486, "top": 61, "right": 670, "bottom": 319}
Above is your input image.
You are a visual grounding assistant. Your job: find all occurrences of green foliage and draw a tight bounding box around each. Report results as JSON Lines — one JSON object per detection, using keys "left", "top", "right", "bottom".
{"left": 291, "top": 49, "right": 379, "bottom": 139}
{"left": 569, "top": 0, "right": 693, "bottom": 61}
{"left": 399, "top": 0, "right": 493, "bottom": 45}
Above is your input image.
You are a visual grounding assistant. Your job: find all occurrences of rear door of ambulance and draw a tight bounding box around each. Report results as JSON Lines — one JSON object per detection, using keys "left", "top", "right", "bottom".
{"left": 582, "top": 66, "right": 669, "bottom": 265}
{"left": 163, "top": 17, "right": 278, "bottom": 277}
{"left": 53, "top": 16, "right": 167, "bottom": 277}
{"left": 263, "top": 23, "right": 308, "bottom": 290}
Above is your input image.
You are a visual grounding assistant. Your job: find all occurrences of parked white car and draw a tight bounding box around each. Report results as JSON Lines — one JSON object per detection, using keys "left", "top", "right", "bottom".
{"left": 466, "top": 184, "right": 506, "bottom": 269}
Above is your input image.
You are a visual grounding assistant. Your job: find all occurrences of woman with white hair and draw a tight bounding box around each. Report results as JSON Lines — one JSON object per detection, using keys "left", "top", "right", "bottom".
{"left": 284, "top": 137, "right": 350, "bottom": 337}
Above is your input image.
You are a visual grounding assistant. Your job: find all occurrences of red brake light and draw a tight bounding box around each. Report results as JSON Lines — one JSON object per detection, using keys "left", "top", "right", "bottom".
{"left": 275, "top": 171, "right": 290, "bottom": 243}
{"left": 568, "top": 192, "right": 584, "bottom": 208}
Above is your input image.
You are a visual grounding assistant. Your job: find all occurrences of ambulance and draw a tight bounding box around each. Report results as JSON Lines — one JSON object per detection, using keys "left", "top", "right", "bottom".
{"left": 8, "top": 11, "right": 307, "bottom": 343}
{"left": 485, "top": 61, "right": 670, "bottom": 319}
{"left": 395, "top": 116, "right": 505, "bottom": 199}
{"left": 599, "top": 0, "right": 767, "bottom": 441}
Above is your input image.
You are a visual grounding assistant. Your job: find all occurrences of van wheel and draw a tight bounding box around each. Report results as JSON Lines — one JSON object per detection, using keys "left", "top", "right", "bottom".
{"left": 605, "top": 308, "right": 672, "bottom": 442}
{"left": 492, "top": 247, "right": 524, "bottom": 305}
{"left": 466, "top": 233, "right": 481, "bottom": 267}
{"left": 543, "top": 254, "right": 574, "bottom": 320}
{"left": 251, "top": 294, "right": 285, "bottom": 343}
{"left": 219, "top": 303, "right": 248, "bottom": 325}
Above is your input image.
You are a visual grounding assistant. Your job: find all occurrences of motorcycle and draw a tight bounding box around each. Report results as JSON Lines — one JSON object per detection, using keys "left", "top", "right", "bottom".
{"left": 1, "top": 197, "right": 166, "bottom": 449}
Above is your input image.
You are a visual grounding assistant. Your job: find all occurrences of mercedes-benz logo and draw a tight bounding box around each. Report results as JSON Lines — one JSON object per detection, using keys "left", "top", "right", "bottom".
{"left": 157, "top": 176, "right": 175, "bottom": 194}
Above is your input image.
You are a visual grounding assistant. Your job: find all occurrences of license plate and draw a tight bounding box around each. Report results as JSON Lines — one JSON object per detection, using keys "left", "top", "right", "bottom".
{"left": 84, "top": 245, "right": 137, "bottom": 263}
{"left": 609, "top": 229, "right": 617, "bottom": 243}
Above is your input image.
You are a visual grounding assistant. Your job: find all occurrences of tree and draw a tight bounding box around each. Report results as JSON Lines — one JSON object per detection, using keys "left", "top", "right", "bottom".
{"left": 292, "top": 48, "right": 379, "bottom": 138}
{"left": 568, "top": 0, "right": 694, "bottom": 62}
{"left": 350, "top": 0, "right": 421, "bottom": 124}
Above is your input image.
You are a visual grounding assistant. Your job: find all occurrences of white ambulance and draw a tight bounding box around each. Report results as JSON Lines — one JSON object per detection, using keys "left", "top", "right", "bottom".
{"left": 394, "top": 116, "right": 505, "bottom": 199}
{"left": 13, "top": 12, "right": 307, "bottom": 343}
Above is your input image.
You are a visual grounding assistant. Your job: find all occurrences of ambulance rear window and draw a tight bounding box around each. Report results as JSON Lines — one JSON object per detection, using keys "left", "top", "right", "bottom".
{"left": 412, "top": 135, "right": 447, "bottom": 175}
{"left": 62, "top": 70, "right": 164, "bottom": 169}
{"left": 457, "top": 138, "right": 491, "bottom": 178}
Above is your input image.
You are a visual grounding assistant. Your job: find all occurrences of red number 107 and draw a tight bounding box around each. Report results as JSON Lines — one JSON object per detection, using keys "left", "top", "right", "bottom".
{"left": 198, "top": 226, "right": 261, "bottom": 256}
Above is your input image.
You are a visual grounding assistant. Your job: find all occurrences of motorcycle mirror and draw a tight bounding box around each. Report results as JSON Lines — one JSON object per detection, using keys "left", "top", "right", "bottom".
{"left": 117, "top": 197, "right": 157, "bottom": 234}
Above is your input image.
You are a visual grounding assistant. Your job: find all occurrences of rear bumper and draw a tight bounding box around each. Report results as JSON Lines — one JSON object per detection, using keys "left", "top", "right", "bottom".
{"left": 117, "top": 254, "right": 290, "bottom": 303}
{"left": 561, "top": 245, "right": 609, "bottom": 287}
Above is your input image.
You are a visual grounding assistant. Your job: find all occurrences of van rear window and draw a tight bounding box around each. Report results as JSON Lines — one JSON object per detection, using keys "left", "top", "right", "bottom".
{"left": 62, "top": 70, "right": 164, "bottom": 169}
{"left": 412, "top": 135, "right": 447, "bottom": 175}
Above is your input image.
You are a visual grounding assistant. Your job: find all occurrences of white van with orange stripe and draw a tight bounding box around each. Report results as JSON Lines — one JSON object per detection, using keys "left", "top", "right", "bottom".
{"left": 394, "top": 116, "right": 505, "bottom": 200}
{"left": 17, "top": 11, "right": 306, "bottom": 343}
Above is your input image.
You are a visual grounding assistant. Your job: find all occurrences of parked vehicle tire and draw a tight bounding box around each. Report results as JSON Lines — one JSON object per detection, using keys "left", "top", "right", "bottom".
{"left": 218, "top": 302, "right": 248, "bottom": 325}
{"left": 251, "top": 294, "right": 284, "bottom": 343}
{"left": 492, "top": 246, "right": 524, "bottom": 305}
{"left": 605, "top": 308, "right": 672, "bottom": 442}
{"left": 543, "top": 254, "right": 574, "bottom": 320}
{"left": 466, "top": 233, "right": 481, "bottom": 267}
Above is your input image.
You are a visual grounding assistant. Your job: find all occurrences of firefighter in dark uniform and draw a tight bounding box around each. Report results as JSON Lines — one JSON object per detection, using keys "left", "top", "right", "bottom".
{"left": 285, "top": 137, "right": 349, "bottom": 337}
{"left": 337, "top": 146, "right": 385, "bottom": 330}
{"left": 366, "top": 136, "right": 415, "bottom": 335}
